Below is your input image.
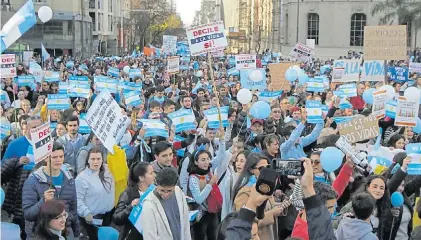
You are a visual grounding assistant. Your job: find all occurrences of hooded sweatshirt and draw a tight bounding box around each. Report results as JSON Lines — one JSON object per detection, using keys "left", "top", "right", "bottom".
{"left": 335, "top": 218, "right": 377, "bottom": 240}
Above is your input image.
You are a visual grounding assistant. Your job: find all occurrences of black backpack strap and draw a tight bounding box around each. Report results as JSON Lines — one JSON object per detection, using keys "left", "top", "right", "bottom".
{"left": 217, "top": 170, "right": 227, "bottom": 185}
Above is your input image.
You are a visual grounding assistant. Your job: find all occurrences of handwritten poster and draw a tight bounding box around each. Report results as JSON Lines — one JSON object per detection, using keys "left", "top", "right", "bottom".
{"left": 337, "top": 115, "right": 380, "bottom": 143}
{"left": 363, "top": 25, "right": 407, "bottom": 60}
{"left": 268, "top": 62, "right": 294, "bottom": 91}
{"left": 333, "top": 59, "right": 361, "bottom": 82}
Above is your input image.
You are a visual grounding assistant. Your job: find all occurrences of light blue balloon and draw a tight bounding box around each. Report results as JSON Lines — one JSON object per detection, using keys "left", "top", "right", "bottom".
{"left": 362, "top": 88, "right": 376, "bottom": 105}
{"left": 98, "top": 227, "right": 119, "bottom": 240}
{"left": 1, "top": 223, "right": 20, "bottom": 240}
{"left": 250, "top": 101, "right": 271, "bottom": 119}
{"left": 413, "top": 117, "right": 421, "bottom": 134}
{"left": 0, "top": 188, "right": 4, "bottom": 207}
{"left": 298, "top": 73, "right": 309, "bottom": 86}
{"left": 320, "top": 147, "right": 344, "bottom": 172}
{"left": 391, "top": 192, "right": 404, "bottom": 207}
{"left": 285, "top": 68, "right": 299, "bottom": 82}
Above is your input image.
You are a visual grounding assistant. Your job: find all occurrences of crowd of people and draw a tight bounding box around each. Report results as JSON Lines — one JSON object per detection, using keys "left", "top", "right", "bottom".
{"left": 0, "top": 48, "right": 421, "bottom": 240}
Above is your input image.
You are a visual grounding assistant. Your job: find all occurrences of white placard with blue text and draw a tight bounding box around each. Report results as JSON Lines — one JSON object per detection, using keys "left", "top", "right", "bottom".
{"left": 258, "top": 91, "right": 283, "bottom": 103}
{"left": 333, "top": 59, "right": 361, "bottom": 82}
{"left": 361, "top": 60, "right": 385, "bottom": 82}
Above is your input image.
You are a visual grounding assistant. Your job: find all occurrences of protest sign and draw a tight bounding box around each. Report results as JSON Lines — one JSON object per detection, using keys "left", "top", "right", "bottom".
{"left": 305, "top": 100, "right": 323, "bottom": 124}
{"left": 23, "top": 51, "right": 33, "bottom": 65}
{"left": 186, "top": 21, "right": 228, "bottom": 56}
{"left": 235, "top": 54, "right": 257, "bottom": 70}
{"left": 388, "top": 66, "right": 409, "bottom": 83}
{"left": 395, "top": 96, "right": 420, "bottom": 127}
{"left": 94, "top": 76, "right": 118, "bottom": 93}
{"left": 289, "top": 43, "right": 314, "bottom": 63}
{"left": 407, "top": 143, "right": 421, "bottom": 167}
{"left": 363, "top": 25, "right": 407, "bottom": 60}
{"left": 85, "top": 91, "right": 131, "bottom": 153}
{"left": 306, "top": 77, "right": 325, "bottom": 92}
{"left": 107, "top": 67, "right": 120, "bottom": 78}
{"left": 337, "top": 115, "right": 380, "bottom": 143}
{"left": 47, "top": 94, "right": 70, "bottom": 110}
{"left": 137, "top": 119, "right": 169, "bottom": 138}
{"left": 30, "top": 123, "right": 53, "bottom": 163}
{"left": 168, "top": 109, "right": 196, "bottom": 133}
{"left": 360, "top": 60, "right": 385, "bottom": 81}
{"left": 335, "top": 136, "right": 367, "bottom": 165}
{"left": 162, "top": 35, "right": 178, "bottom": 54}
{"left": 385, "top": 100, "right": 397, "bottom": 118}
{"left": 333, "top": 59, "right": 361, "bottom": 82}
{"left": 167, "top": 56, "right": 180, "bottom": 74}
{"left": 203, "top": 106, "right": 229, "bottom": 128}
{"left": 258, "top": 91, "right": 283, "bottom": 103}
{"left": 332, "top": 67, "right": 345, "bottom": 82}
{"left": 239, "top": 68, "right": 267, "bottom": 91}
{"left": 409, "top": 62, "right": 421, "bottom": 73}
{"left": 372, "top": 89, "right": 387, "bottom": 118}
{"left": 334, "top": 83, "right": 357, "bottom": 98}
{"left": 1, "top": 54, "right": 16, "bottom": 78}
{"left": 44, "top": 71, "right": 60, "bottom": 82}
{"left": 268, "top": 62, "right": 294, "bottom": 91}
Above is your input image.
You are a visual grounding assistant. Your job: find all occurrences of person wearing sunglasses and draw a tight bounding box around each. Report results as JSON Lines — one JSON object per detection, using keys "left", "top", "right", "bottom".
{"left": 33, "top": 200, "right": 68, "bottom": 240}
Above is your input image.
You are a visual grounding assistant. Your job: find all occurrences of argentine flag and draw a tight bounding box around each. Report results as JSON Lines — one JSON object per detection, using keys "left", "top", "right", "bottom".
{"left": 44, "top": 71, "right": 60, "bottom": 82}
{"left": 406, "top": 143, "right": 421, "bottom": 175}
{"left": 119, "top": 81, "right": 142, "bottom": 93}
{"left": 17, "top": 75, "right": 35, "bottom": 88}
{"left": 334, "top": 83, "right": 357, "bottom": 98}
{"left": 137, "top": 119, "right": 169, "bottom": 138}
{"left": 385, "top": 100, "right": 397, "bottom": 118}
{"left": 58, "top": 82, "right": 69, "bottom": 94}
{"left": 94, "top": 76, "right": 118, "bottom": 93}
{"left": 258, "top": 91, "right": 283, "bottom": 103}
{"left": 108, "top": 67, "right": 120, "bottom": 78}
{"left": 203, "top": 106, "right": 229, "bottom": 129}
{"left": 129, "top": 68, "right": 142, "bottom": 79}
{"left": 24, "top": 145, "right": 35, "bottom": 170}
{"left": 306, "top": 77, "right": 325, "bottom": 92}
{"left": 47, "top": 94, "right": 70, "bottom": 110}
{"left": 168, "top": 109, "right": 196, "bottom": 133}
{"left": 305, "top": 100, "right": 323, "bottom": 124}
{"left": 69, "top": 75, "right": 89, "bottom": 86}
{"left": 227, "top": 68, "right": 239, "bottom": 76}
{"left": 68, "top": 84, "right": 90, "bottom": 98}
{"left": 66, "top": 61, "right": 74, "bottom": 68}
{"left": 0, "top": 0, "right": 37, "bottom": 53}
{"left": 79, "top": 113, "right": 91, "bottom": 134}
{"left": 124, "top": 91, "right": 142, "bottom": 107}
{"left": 0, "top": 123, "right": 11, "bottom": 140}
{"left": 41, "top": 43, "right": 50, "bottom": 61}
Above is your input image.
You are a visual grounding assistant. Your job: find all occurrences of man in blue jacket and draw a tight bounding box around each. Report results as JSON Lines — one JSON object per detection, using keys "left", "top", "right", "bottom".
{"left": 22, "top": 142, "right": 80, "bottom": 239}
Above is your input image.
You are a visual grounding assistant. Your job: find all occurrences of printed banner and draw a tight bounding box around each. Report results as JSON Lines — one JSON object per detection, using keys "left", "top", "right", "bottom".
{"left": 85, "top": 91, "right": 131, "bottom": 154}
{"left": 385, "top": 100, "right": 397, "bottom": 118}
{"left": 235, "top": 54, "right": 257, "bottom": 70}
{"left": 334, "top": 83, "right": 357, "bottom": 98}
{"left": 306, "top": 77, "right": 325, "bottom": 92}
{"left": 337, "top": 115, "right": 380, "bottom": 143}
{"left": 44, "top": 71, "right": 60, "bottom": 82}
{"left": 94, "top": 76, "right": 118, "bottom": 93}
{"left": 360, "top": 60, "right": 385, "bottom": 81}
{"left": 258, "top": 91, "right": 283, "bottom": 103}
{"left": 47, "top": 94, "right": 70, "bottom": 110}
{"left": 167, "top": 56, "right": 180, "bottom": 74}
{"left": 0, "top": 54, "right": 16, "bottom": 78}
{"left": 388, "top": 66, "right": 409, "bottom": 83}
{"left": 30, "top": 123, "right": 53, "bottom": 163}
{"left": 289, "top": 43, "right": 314, "bottom": 63}
{"left": 333, "top": 59, "right": 361, "bottom": 82}
{"left": 69, "top": 76, "right": 89, "bottom": 86}
{"left": 58, "top": 82, "right": 69, "bottom": 94}
{"left": 162, "top": 35, "right": 178, "bottom": 54}
{"left": 138, "top": 119, "right": 169, "bottom": 138}
{"left": 240, "top": 68, "right": 267, "bottom": 91}
{"left": 108, "top": 67, "right": 120, "bottom": 78}
{"left": 68, "top": 84, "right": 90, "bottom": 98}
{"left": 395, "top": 96, "right": 420, "bottom": 127}
{"left": 168, "top": 109, "right": 196, "bottom": 133}
{"left": 305, "top": 100, "right": 323, "bottom": 124}
{"left": 372, "top": 89, "right": 387, "bottom": 118}
{"left": 203, "top": 106, "right": 229, "bottom": 129}
{"left": 124, "top": 91, "right": 142, "bottom": 107}
{"left": 186, "top": 21, "right": 228, "bottom": 56}
{"left": 17, "top": 75, "right": 35, "bottom": 88}
{"left": 409, "top": 62, "right": 421, "bottom": 73}
{"left": 363, "top": 25, "right": 407, "bottom": 60}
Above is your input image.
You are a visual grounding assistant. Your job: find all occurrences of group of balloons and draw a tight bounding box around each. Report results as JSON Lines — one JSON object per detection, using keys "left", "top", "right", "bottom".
{"left": 362, "top": 85, "right": 421, "bottom": 105}
{"left": 237, "top": 89, "right": 271, "bottom": 119}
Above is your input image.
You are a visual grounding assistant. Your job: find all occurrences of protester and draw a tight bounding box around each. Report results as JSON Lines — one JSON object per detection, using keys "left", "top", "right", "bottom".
{"left": 33, "top": 200, "right": 68, "bottom": 240}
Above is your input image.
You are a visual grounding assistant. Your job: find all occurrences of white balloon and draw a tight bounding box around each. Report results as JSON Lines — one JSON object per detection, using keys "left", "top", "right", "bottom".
{"left": 404, "top": 87, "right": 421, "bottom": 101}
{"left": 237, "top": 89, "right": 253, "bottom": 104}
{"left": 248, "top": 70, "right": 263, "bottom": 82}
{"left": 123, "top": 66, "right": 130, "bottom": 73}
{"left": 38, "top": 6, "right": 53, "bottom": 23}
{"left": 379, "top": 85, "right": 395, "bottom": 100}
{"left": 196, "top": 70, "right": 203, "bottom": 77}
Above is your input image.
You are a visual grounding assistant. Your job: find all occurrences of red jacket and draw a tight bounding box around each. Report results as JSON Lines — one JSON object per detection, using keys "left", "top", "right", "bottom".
{"left": 349, "top": 95, "right": 365, "bottom": 110}
{"left": 291, "top": 164, "right": 354, "bottom": 240}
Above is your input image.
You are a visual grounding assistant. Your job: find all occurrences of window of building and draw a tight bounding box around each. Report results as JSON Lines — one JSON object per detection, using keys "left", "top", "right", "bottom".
{"left": 307, "top": 13, "right": 319, "bottom": 45}
{"left": 98, "top": 13, "right": 102, "bottom": 31}
{"left": 98, "top": 0, "right": 101, "bottom": 9}
{"left": 109, "top": 16, "right": 112, "bottom": 31}
{"left": 68, "top": 21, "right": 74, "bottom": 35}
{"left": 90, "top": 12, "right": 96, "bottom": 31}
{"left": 109, "top": 0, "right": 113, "bottom": 12}
{"left": 43, "top": 20, "right": 63, "bottom": 35}
{"left": 1, "top": 0, "right": 11, "bottom": 5}
{"left": 405, "top": 21, "right": 412, "bottom": 47}
{"left": 350, "top": 13, "right": 366, "bottom": 46}
{"left": 89, "top": 0, "right": 95, "bottom": 8}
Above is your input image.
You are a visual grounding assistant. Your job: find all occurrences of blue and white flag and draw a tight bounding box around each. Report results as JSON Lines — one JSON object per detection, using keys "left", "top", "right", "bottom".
{"left": 168, "top": 109, "right": 196, "bottom": 133}
{"left": 17, "top": 75, "right": 35, "bottom": 88}
{"left": 44, "top": 71, "right": 60, "bottom": 82}
{"left": 108, "top": 67, "right": 120, "bottom": 78}
{"left": 203, "top": 106, "right": 229, "bottom": 129}
{"left": 0, "top": 122, "right": 11, "bottom": 140}
{"left": 334, "top": 83, "right": 357, "bottom": 98}
{"left": 388, "top": 66, "right": 409, "bottom": 83}
{"left": 321, "top": 104, "right": 329, "bottom": 116}
{"left": 29, "top": 61, "right": 43, "bottom": 83}
{"left": 23, "top": 145, "right": 35, "bottom": 170}
{"left": 179, "top": 65, "right": 189, "bottom": 71}
{"left": 306, "top": 77, "right": 325, "bottom": 92}
{"left": 339, "top": 98, "right": 353, "bottom": 109}
{"left": 119, "top": 81, "right": 142, "bottom": 93}
{"left": 407, "top": 143, "right": 421, "bottom": 164}
{"left": 333, "top": 116, "right": 353, "bottom": 124}
{"left": 94, "top": 76, "right": 118, "bottom": 93}
{"left": 41, "top": 43, "right": 50, "bottom": 61}
{"left": 79, "top": 113, "right": 91, "bottom": 134}
{"left": 385, "top": 100, "right": 397, "bottom": 118}
{"left": 0, "top": 0, "right": 37, "bottom": 53}
{"left": 137, "top": 119, "right": 169, "bottom": 138}
{"left": 50, "top": 122, "right": 57, "bottom": 131}
{"left": 129, "top": 68, "right": 142, "bottom": 79}
{"left": 227, "top": 68, "right": 239, "bottom": 76}
{"left": 258, "top": 91, "right": 283, "bottom": 103}
{"left": 124, "top": 91, "right": 142, "bottom": 107}
{"left": 305, "top": 100, "right": 323, "bottom": 124}
{"left": 68, "top": 84, "right": 90, "bottom": 98}
{"left": 240, "top": 68, "right": 267, "bottom": 91}
{"left": 69, "top": 75, "right": 89, "bottom": 86}
{"left": 47, "top": 94, "right": 70, "bottom": 110}
{"left": 58, "top": 81, "right": 69, "bottom": 94}
{"left": 129, "top": 184, "right": 156, "bottom": 234}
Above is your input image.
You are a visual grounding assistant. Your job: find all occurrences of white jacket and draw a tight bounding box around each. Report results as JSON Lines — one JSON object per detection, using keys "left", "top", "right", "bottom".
{"left": 140, "top": 186, "right": 191, "bottom": 240}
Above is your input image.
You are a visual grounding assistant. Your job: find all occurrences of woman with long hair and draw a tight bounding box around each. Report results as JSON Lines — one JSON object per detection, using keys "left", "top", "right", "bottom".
{"left": 76, "top": 132, "right": 107, "bottom": 175}
{"left": 75, "top": 146, "right": 115, "bottom": 240}
{"left": 232, "top": 152, "right": 280, "bottom": 240}
{"left": 34, "top": 200, "right": 68, "bottom": 240}
{"left": 113, "top": 161, "right": 156, "bottom": 240}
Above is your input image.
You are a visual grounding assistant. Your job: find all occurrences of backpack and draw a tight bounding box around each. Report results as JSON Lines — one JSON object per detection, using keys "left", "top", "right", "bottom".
{"left": 189, "top": 173, "right": 223, "bottom": 213}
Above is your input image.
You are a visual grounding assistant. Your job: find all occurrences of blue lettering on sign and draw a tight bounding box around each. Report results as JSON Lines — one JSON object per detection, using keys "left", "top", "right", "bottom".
{"left": 388, "top": 66, "right": 409, "bottom": 83}
{"left": 363, "top": 61, "right": 384, "bottom": 76}
{"left": 334, "top": 60, "right": 360, "bottom": 75}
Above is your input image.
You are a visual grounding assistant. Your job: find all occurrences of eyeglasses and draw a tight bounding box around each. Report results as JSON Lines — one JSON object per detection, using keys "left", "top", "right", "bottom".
{"left": 54, "top": 212, "right": 68, "bottom": 220}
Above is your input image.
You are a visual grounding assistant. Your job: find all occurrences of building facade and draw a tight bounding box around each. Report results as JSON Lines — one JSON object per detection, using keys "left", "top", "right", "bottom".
{"left": 1, "top": 0, "right": 93, "bottom": 57}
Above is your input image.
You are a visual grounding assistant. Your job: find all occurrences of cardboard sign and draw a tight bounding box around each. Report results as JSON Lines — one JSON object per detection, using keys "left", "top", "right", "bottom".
{"left": 395, "top": 96, "right": 420, "bottom": 127}
{"left": 167, "top": 56, "right": 180, "bottom": 74}
{"left": 186, "top": 21, "right": 228, "bottom": 56}
{"left": 30, "top": 123, "right": 53, "bottom": 163}
{"left": 363, "top": 25, "right": 407, "bottom": 60}
{"left": 268, "top": 62, "right": 294, "bottom": 91}
{"left": 337, "top": 115, "right": 380, "bottom": 143}
{"left": 1, "top": 54, "right": 16, "bottom": 78}
{"left": 235, "top": 54, "right": 257, "bottom": 70}
{"left": 289, "top": 43, "right": 314, "bottom": 63}
{"left": 162, "top": 35, "right": 177, "bottom": 54}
